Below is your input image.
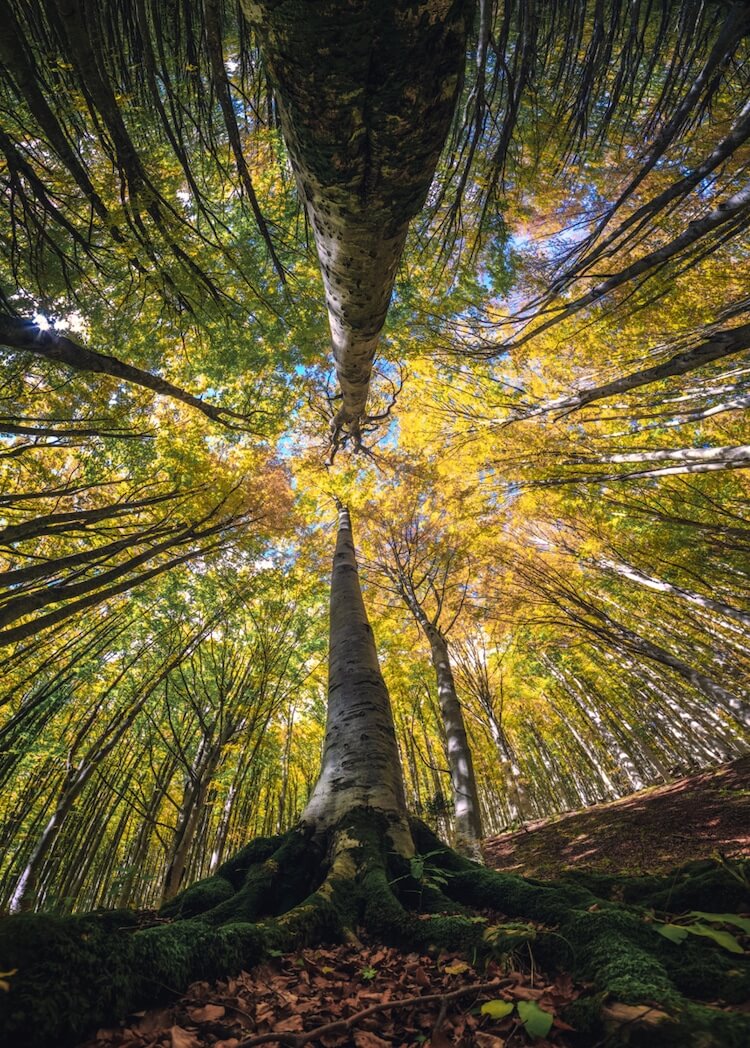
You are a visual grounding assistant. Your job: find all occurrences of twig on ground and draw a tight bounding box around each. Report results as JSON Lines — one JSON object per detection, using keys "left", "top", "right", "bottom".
{"left": 237, "top": 978, "right": 511, "bottom": 1047}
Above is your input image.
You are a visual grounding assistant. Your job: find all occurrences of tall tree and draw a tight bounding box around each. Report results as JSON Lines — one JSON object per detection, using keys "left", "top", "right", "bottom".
{"left": 368, "top": 510, "right": 484, "bottom": 858}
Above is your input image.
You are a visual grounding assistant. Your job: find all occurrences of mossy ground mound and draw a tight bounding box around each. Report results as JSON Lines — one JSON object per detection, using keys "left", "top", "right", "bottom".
{"left": 2, "top": 812, "right": 749, "bottom": 1047}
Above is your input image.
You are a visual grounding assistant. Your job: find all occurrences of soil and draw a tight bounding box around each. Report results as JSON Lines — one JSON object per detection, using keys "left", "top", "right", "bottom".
{"left": 484, "top": 755, "right": 750, "bottom": 880}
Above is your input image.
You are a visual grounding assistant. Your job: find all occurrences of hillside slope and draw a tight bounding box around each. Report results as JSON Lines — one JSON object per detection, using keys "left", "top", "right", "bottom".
{"left": 484, "top": 755, "right": 750, "bottom": 879}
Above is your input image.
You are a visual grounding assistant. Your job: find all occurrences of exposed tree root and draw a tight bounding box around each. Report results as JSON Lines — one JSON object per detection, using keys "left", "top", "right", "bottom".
{"left": 2, "top": 810, "right": 749, "bottom": 1047}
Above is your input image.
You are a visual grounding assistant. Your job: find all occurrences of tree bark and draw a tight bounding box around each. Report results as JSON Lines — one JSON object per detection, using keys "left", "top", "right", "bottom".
{"left": 521, "top": 321, "right": 750, "bottom": 419}
{"left": 421, "top": 624, "right": 484, "bottom": 857}
{"left": 301, "top": 506, "right": 412, "bottom": 855}
{"left": 242, "top": 1, "right": 471, "bottom": 440}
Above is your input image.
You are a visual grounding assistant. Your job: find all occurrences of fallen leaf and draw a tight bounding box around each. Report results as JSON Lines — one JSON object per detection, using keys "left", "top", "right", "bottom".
{"left": 188, "top": 1003, "right": 226, "bottom": 1022}
{"left": 508, "top": 985, "right": 545, "bottom": 1000}
{"left": 552, "top": 973, "right": 574, "bottom": 997}
{"left": 0, "top": 968, "right": 17, "bottom": 993}
{"left": 415, "top": 966, "right": 430, "bottom": 988}
{"left": 480, "top": 999, "right": 514, "bottom": 1019}
{"left": 552, "top": 1016, "right": 576, "bottom": 1031}
{"left": 517, "top": 1000, "right": 554, "bottom": 1039}
{"left": 443, "top": 960, "right": 470, "bottom": 975}
{"left": 475, "top": 1033, "right": 506, "bottom": 1047}
{"left": 133, "top": 1006, "right": 174, "bottom": 1035}
{"left": 602, "top": 1003, "right": 672, "bottom": 1027}
{"left": 169, "top": 1025, "right": 200, "bottom": 1048}
{"left": 275, "top": 1014, "right": 304, "bottom": 1033}
{"left": 353, "top": 1032, "right": 391, "bottom": 1048}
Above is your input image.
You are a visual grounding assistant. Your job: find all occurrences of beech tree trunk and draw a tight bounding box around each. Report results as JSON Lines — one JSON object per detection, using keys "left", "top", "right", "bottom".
{"left": 162, "top": 749, "right": 220, "bottom": 903}
{"left": 421, "top": 624, "right": 484, "bottom": 857}
{"left": 242, "top": 0, "right": 471, "bottom": 441}
{"left": 301, "top": 506, "right": 413, "bottom": 855}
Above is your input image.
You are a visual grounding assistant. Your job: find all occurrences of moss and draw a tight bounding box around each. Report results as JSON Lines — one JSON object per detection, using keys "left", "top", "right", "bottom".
{"left": 215, "top": 834, "right": 284, "bottom": 889}
{"left": 669, "top": 943, "right": 750, "bottom": 1004}
{"left": 429, "top": 847, "right": 750, "bottom": 1047}
{"left": 637, "top": 863, "right": 749, "bottom": 913}
{"left": 561, "top": 859, "right": 750, "bottom": 913}
{"left": 134, "top": 919, "right": 267, "bottom": 993}
{"left": 575, "top": 922, "right": 676, "bottom": 1005}
{"left": 4, "top": 816, "right": 749, "bottom": 1048}
{"left": 0, "top": 912, "right": 137, "bottom": 1047}
{"left": 160, "top": 833, "right": 284, "bottom": 917}
{"left": 160, "top": 874, "right": 234, "bottom": 919}
{"left": 271, "top": 889, "right": 343, "bottom": 947}
{"left": 202, "top": 824, "right": 322, "bottom": 926}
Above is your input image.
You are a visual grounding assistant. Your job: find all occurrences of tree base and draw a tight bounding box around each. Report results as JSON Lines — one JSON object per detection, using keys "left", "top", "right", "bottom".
{"left": 1, "top": 809, "right": 749, "bottom": 1047}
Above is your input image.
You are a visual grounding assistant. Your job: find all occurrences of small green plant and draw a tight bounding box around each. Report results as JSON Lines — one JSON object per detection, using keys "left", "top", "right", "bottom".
{"left": 480, "top": 997, "right": 553, "bottom": 1039}
{"left": 390, "top": 848, "right": 450, "bottom": 907}
{"left": 653, "top": 911, "right": 750, "bottom": 954}
{"left": 359, "top": 965, "right": 378, "bottom": 981}
{"left": 483, "top": 920, "right": 537, "bottom": 953}
{"left": 408, "top": 850, "right": 450, "bottom": 892}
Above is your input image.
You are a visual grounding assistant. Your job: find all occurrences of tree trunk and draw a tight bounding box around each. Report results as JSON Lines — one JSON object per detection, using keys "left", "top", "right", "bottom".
{"left": 422, "top": 626, "right": 484, "bottom": 858}
{"left": 162, "top": 770, "right": 213, "bottom": 903}
{"left": 301, "top": 506, "right": 412, "bottom": 855}
{"left": 242, "top": 0, "right": 471, "bottom": 440}
{"left": 8, "top": 765, "right": 91, "bottom": 913}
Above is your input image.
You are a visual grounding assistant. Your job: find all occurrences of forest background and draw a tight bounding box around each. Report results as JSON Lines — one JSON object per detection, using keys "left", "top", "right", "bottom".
{"left": 0, "top": 0, "right": 748, "bottom": 954}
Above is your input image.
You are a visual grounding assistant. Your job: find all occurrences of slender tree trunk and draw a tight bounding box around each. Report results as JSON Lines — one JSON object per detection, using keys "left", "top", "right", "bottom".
{"left": 595, "top": 555, "right": 750, "bottom": 627}
{"left": 276, "top": 703, "right": 296, "bottom": 833}
{"left": 117, "top": 753, "right": 177, "bottom": 908}
{"left": 209, "top": 777, "right": 239, "bottom": 876}
{"left": 162, "top": 742, "right": 224, "bottom": 903}
{"left": 8, "top": 766, "right": 91, "bottom": 913}
{"left": 421, "top": 625, "right": 483, "bottom": 858}
{"left": 485, "top": 712, "right": 530, "bottom": 823}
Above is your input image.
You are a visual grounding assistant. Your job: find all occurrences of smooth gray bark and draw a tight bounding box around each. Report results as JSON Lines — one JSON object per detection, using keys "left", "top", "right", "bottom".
{"left": 518, "top": 321, "right": 750, "bottom": 419}
{"left": 301, "top": 508, "right": 412, "bottom": 855}
{"left": 595, "top": 555, "right": 750, "bottom": 628}
{"left": 417, "top": 621, "right": 484, "bottom": 857}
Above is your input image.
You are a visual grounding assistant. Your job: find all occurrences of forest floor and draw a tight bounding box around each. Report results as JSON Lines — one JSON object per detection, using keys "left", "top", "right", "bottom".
{"left": 75, "top": 757, "right": 750, "bottom": 1048}
{"left": 78, "top": 939, "right": 578, "bottom": 1048}
{"left": 484, "top": 755, "right": 750, "bottom": 880}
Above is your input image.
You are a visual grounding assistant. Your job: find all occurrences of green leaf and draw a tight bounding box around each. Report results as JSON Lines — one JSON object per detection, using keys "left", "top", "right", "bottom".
{"left": 686, "top": 923, "right": 744, "bottom": 954}
{"left": 410, "top": 857, "right": 425, "bottom": 880}
{"left": 480, "top": 999, "right": 515, "bottom": 1019}
{"left": 655, "top": 924, "right": 689, "bottom": 944}
{"left": 517, "top": 1000, "right": 554, "bottom": 1038}
{"left": 690, "top": 912, "right": 750, "bottom": 935}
